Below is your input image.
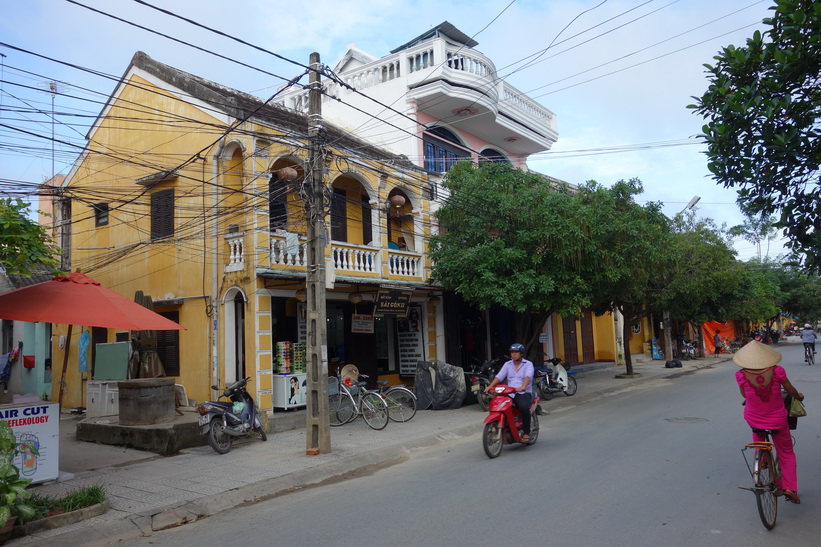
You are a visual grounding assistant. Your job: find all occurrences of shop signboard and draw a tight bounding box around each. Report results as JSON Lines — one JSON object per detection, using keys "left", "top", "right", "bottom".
{"left": 398, "top": 305, "right": 423, "bottom": 375}
{"left": 373, "top": 289, "right": 413, "bottom": 317}
{"left": 0, "top": 401, "right": 59, "bottom": 484}
{"left": 351, "top": 314, "right": 374, "bottom": 334}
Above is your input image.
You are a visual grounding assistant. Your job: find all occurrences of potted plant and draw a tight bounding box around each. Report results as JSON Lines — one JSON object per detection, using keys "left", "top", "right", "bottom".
{"left": 0, "top": 420, "right": 37, "bottom": 532}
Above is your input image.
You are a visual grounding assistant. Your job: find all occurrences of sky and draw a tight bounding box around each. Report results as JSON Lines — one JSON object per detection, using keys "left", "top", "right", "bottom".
{"left": 0, "top": 0, "right": 787, "bottom": 260}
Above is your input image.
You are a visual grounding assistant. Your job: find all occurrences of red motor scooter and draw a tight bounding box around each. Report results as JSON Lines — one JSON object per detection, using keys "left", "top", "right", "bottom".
{"left": 482, "top": 384, "right": 540, "bottom": 458}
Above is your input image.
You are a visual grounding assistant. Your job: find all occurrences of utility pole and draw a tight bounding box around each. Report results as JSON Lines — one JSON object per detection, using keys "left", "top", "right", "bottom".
{"left": 305, "top": 52, "right": 330, "bottom": 454}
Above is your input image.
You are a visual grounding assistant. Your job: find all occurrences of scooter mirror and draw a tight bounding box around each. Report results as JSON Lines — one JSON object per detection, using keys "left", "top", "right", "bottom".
{"left": 211, "top": 385, "right": 219, "bottom": 390}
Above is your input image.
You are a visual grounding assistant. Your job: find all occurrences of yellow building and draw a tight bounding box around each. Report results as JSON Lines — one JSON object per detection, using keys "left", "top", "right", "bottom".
{"left": 51, "top": 52, "right": 440, "bottom": 411}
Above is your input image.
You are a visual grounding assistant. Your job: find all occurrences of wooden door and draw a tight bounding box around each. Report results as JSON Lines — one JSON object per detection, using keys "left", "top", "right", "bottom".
{"left": 581, "top": 312, "right": 595, "bottom": 363}
{"left": 562, "top": 317, "right": 579, "bottom": 367}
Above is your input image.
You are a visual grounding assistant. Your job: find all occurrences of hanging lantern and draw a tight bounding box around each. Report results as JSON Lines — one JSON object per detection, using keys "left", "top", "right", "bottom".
{"left": 277, "top": 166, "right": 299, "bottom": 181}
{"left": 389, "top": 194, "right": 406, "bottom": 209}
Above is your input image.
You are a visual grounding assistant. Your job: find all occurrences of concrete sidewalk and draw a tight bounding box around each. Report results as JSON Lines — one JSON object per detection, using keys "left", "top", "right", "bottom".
{"left": 9, "top": 354, "right": 727, "bottom": 546}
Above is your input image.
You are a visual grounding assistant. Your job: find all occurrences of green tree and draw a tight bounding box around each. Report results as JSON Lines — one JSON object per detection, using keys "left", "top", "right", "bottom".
{"left": 0, "top": 198, "right": 60, "bottom": 276}
{"left": 430, "top": 162, "right": 595, "bottom": 353}
{"left": 690, "top": 0, "right": 821, "bottom": 269}
{"left": 728, "top": 211, "right": 778, "bottom": 261}
{"left": 655, "top": 211, "right": 744, "bottom": 353}
{"left": 580, "top": 179, "right": 675, "bottom": 375}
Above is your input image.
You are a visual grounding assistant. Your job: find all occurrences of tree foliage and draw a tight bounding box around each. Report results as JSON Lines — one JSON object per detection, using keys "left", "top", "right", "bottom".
{"left": 0, "top": 198, "right": 60, "bottom": 276}
{"left": 656, "top": 212, "right": 743, "bottom": 325}
{"left": 691, "top": 0, "right": 821, "bottom": 269}
{"left": 430, "top": 162, "right": 594, "bottom": 319}
{"left": 430, "top": 163, "right": 675, "bottom": 374}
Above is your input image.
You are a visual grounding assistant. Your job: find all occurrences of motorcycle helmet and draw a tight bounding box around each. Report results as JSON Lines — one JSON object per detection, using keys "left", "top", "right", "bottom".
{"left": 509, "top": 343, "right": 525, "bottom": 353}
{"left": 805, "top": 324, "right": 812, "bottom": 329}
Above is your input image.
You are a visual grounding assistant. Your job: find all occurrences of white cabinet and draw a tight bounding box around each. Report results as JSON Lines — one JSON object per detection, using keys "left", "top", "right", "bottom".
{"left": 87, "top": 381, "right": 120, "bottom": 417}
{"left": 272, "top": 374, "right": 307, "bottom": 410}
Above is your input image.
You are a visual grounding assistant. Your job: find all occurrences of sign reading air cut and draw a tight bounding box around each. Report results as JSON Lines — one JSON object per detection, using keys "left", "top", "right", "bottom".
{"left": 373, "top": 289, "right": 413, "bottom": 317}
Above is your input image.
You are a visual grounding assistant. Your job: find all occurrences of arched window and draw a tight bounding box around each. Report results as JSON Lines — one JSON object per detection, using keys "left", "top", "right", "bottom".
{"left": 479, "top": 148, "right": 509, "bottom": 164}
{"left": 424, "top": 127, "right": 469, "bottom": 173}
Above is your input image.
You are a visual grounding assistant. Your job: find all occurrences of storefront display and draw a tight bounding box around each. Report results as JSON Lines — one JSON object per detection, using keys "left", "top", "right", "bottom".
{"left": 0, "top": 401, "right": 59, "bottom": 484}
{"left": 272, "top": 373, "right": 307, "bottom": 409}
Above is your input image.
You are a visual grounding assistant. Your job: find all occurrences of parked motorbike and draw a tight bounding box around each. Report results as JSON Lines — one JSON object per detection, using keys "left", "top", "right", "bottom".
{"left": 198, "top": 377, "right": 267, "bottom": 454}
{"left": 482, "top": 384, "right": 540, "bottom": 458}
{"left": 465, "top": 357, "right": 501, "bottom": 411}
{"left": 680, "top": 339, "right": 697, "bottom": 360}
{"left": 534, "top": 357, "right": 577, "bottom": 401}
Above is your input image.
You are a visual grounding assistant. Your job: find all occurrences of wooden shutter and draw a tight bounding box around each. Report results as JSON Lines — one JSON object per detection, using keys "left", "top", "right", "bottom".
{"left": 156, "top": 311, "right": 180, "bottom": 376}
{"left": 361, "top": 194, "right": 372, "bottom": 245}
{"left": 330, "top": 188, "right": 347, "bottom": 241}
{"left": 268, "top": 175, "right": 288, "bottom": 231}
{"left": 151, "top": 189, "right": 174, "bottom": 239}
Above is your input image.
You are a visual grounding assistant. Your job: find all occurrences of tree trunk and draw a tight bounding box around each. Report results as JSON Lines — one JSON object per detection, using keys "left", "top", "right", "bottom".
{"left": 515, "top": 310, "right": 553, "bottom": 365}
{"left": 622, "top": 315, "right": 634, "bottom": 376}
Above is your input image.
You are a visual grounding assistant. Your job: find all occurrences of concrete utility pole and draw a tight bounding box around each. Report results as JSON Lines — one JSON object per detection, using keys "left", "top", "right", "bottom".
{"left": 305, "top": 52, "right": 330, "bottom": 454}
{"left": 664, "top": 195, "right": 702, "bottom": 362}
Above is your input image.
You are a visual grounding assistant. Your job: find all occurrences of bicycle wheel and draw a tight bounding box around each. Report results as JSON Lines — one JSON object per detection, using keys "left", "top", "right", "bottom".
{"left": 563, "top": 375, "right": 578, "bottom": 396}
{"left": 385, "top": 388, "right": 417, "bottom": 422}
{"left": 807, "top": 347, "right": 814, "bottom": 366}
{"left": 361, "top": 392, "right": 389, "bottom": 430}
{"left": 329, "top": 393, "right": 355, "bottom": 426}
{"left": 754, "top": 449, "right": 778, "bottom": 530}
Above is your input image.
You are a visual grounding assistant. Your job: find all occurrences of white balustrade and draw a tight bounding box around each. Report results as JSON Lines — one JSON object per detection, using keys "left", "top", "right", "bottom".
{"left": 271, "top": 238, "right": 306, "bottom": 267}
{"left": 331, "top": 244, "right": 379, "bottom": 274}
{"left": 388, "top": 251, "right": 422, "bottom": 277}
{"left": 225, "top": 233, "right": 244, "bottom": 272}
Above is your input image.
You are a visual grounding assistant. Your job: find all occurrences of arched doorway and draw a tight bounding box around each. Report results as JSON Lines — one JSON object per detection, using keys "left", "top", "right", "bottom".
{"left": 223, "top": 287, "right": 247, "bottom": 384}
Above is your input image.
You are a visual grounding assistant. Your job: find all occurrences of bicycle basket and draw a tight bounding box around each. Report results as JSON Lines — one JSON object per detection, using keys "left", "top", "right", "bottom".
{"left": 328, "top": 376, "right": 340, "bottom": 396}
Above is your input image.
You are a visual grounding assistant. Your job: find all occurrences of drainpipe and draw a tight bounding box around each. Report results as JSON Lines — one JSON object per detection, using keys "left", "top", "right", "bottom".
{"left": 211, "top": 141, "right": 223, "bottom": 395}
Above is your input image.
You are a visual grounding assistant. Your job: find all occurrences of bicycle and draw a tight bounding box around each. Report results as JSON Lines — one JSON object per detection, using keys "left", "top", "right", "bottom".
{"left": 739, "top": 428, "right": 785, "bottom": 530}
{"left": 376, "top": 380, "right": 417, "bottom": 422}
{"left": 327, "top": 372, "right": 389, "bottom": 430}
{"left": 804, "top": 344, "right": 815, "bottom": 366}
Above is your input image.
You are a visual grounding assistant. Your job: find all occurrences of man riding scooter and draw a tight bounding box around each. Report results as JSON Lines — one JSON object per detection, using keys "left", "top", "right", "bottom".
{"left": 485, "top": 343, "right": 534, "bottom": 443}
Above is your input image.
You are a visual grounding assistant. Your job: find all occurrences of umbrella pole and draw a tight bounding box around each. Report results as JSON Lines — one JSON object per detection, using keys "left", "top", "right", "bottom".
{"left": 57, "top": 324, "right": 72, "bottom": 407}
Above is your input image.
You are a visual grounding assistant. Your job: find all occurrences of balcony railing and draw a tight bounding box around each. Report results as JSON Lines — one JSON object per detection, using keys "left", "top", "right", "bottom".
{"left": 388, "top": 250, "right": 422, "bottom": 277}
{"left": 225, "top": 232, "right": 244, "bottom": 273}
{"left": 266, "top": 234, "right": 423, "bottom": 280}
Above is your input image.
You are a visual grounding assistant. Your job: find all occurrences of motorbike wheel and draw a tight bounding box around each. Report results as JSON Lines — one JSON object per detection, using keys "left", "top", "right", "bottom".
{"left": 255, "top": 427, "right": 267, "bottom": 441}
{"left": 539, "top": 381, "right": 554, "bottom": 401}
{"left": 563, "top": 376, "right": 578, "bottom": 396}
{"left": 207, "top": 418, "right": 233, "bottom": 454}
{"left": 476, "top": 379, "right": 491, "bottom": 411}
{"left": 527, "top": 413, "right": 539, "bottom": 445}
{"left": 482, "top": 422, "right": 504, "bottom": 459}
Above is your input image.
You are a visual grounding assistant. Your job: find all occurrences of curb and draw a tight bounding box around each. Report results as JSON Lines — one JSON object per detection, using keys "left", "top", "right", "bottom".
{"left": 36, "top": 424, "right": 482, "bottom": 546}
{"left": 20, "top": 357, "right": 729, "bottom": 545}
{"left": 11, "top": 500, "right": 109, "bottom": 539}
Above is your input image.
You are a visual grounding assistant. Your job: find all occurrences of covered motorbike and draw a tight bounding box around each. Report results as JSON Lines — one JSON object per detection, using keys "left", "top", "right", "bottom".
{"left": 482, "top": 384, "right": 540, "bottom": 458}
{"left": 198, "top": 377, "right": 266, "bottom": 454}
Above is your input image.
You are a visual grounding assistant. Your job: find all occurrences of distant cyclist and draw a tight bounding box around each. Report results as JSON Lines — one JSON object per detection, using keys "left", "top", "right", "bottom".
{"left": 801, "top": 323, "right": 817, "bottom": 360}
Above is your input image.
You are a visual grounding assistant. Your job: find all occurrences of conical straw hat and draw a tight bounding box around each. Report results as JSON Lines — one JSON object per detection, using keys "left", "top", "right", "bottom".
{"left": 732, "top": 340, "right": 782, "bottom": 370}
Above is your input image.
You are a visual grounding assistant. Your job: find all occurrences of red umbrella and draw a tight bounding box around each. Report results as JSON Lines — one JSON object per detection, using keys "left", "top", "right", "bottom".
{"left": 0, "top": 272, "right": 185, "bottom": 404}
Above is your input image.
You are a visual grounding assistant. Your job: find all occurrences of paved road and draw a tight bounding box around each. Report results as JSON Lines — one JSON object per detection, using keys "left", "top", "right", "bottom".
{"left": 119, "top": 342, "right": 821, "bottom": 546}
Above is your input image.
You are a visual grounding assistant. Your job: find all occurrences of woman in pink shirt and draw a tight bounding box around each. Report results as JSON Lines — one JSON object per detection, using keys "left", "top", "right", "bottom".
{"left": 735, "top": 341, "right": 804, "bottom": 504}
